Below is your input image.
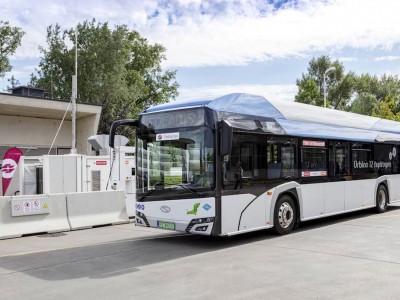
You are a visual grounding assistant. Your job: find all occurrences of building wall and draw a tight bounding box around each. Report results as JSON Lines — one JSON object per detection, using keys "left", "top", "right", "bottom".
{"left": 77, "top": 114, "right": 100, "bottom": 155}
{"left": 0, "top": 115, "right": 71, "bottom": 149}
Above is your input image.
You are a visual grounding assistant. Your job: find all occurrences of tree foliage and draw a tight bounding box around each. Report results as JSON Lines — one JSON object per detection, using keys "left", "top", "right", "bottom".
{"left": 295, "top": 55, "right": 400, "bottom": 121}
{"left": 0, "top": 20, "right": 24, "bottom": 78}
{"left": 32, "top": 20, "right": 179, "bottom": 134}
{"left": 295, "top": 78, "right": 320, "bottom": 105}
{"left": 295, "top": 55, "right": 355, "bottom": 109}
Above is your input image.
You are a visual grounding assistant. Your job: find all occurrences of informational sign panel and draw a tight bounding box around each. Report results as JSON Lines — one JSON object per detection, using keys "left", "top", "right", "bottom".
{"left": 11, "top": 198, "right": 50, "bottom": 217}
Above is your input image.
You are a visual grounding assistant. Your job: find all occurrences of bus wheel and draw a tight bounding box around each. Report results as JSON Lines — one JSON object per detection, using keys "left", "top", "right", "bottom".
{"left": 376, "top": 184, "right": 388, "bottom": 213}
{"left": 273, "top": 195, "right": 296, "bottom": 235}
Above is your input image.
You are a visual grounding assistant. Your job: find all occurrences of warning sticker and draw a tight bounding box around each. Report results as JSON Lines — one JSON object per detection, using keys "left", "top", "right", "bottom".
{"left": 23, "top": 201, "right": 31, "bottom": 213}
{"left": 33, "top": 200, "right": 41, "bottom": 212}
{"left": 11, "top": 198, "right": 50, "bottom": 217}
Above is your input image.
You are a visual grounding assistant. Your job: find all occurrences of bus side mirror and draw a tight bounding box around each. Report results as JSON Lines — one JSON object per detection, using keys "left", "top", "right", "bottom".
{"left": 109, "top": 119, "right": 139, "bottom": 148}
{"left": 219, "top": 120, "right": 232, "bottom": 157}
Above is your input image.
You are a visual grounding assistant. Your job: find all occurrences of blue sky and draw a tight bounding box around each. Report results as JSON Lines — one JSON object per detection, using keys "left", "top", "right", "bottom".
{"left": 2, "top": 0, "right": 400, "bottom": 102}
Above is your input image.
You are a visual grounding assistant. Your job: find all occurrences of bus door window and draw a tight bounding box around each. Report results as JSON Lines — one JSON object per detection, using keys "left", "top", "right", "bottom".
{"left": 226, "top": 133, "right": 266, "bottom": 189}
{"left": 267, "top": 136, "right": 298, "bottom": 179}
{"left": 328, "top": 141, "right": 350, "bottom": 178}
{"left": 240, "top": 143, "right": 254, "bottom": 179}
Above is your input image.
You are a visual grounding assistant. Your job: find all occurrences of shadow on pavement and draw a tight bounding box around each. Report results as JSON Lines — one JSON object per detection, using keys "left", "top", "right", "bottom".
{"left": 0, "top": 229, "right": 276, "bottom": 281}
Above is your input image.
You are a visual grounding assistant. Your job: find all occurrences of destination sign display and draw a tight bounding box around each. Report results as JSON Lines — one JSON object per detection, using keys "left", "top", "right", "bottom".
{"left": 302, "top": 140, "right": 325, "bottom": 147}
{"left": 142, "top": 108, "right": 205, "bottom": 130}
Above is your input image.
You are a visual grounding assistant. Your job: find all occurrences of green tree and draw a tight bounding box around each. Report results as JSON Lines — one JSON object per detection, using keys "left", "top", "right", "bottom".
{"left": 372, "top": 97, "right": 400, "bottom": 121}
{"left": 7, "top": 75, "right": 20, "bottom": 89}
{"left": 350, "top": 74, "right": 400, "bottom": 117}
{"left": 0, "top": 20, "right": 24, "bottom": 78}
{"left": 295, "top": 55, "right": 355, "bottom": 109}
{"left": 350, "top": 92, "right": 379, "bottom": 116}
{"left": 33, "top": 20, "right": 179, "bottom": 134}
{"left": 295, "top": 78, "right": 320, "bottom": 105}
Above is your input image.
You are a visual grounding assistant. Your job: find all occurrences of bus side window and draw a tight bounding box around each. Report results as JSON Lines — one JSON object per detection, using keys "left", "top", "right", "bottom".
{"left": 328, "top": 141, "right": 350, "bottom": 178}
{"left": 351, "top": 143, "right": 372, "bottom": 176}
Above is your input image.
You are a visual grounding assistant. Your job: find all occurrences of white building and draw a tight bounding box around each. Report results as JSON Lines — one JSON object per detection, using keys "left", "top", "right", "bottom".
{"left": 0, "top": 87, "right": 102, "bottom": 158}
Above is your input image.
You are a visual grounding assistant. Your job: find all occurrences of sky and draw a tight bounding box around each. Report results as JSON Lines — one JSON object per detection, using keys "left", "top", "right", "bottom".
{"left": 2, "top": 0, "right": 400, "bottom": 103}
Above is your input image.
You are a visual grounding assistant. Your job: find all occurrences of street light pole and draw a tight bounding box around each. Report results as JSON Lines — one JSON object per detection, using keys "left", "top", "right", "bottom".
{"left": 323, "top": 66, "right": 336, "bottom": 108}
{"left": 71, "top": 26, "right": 78, "bottom": 154}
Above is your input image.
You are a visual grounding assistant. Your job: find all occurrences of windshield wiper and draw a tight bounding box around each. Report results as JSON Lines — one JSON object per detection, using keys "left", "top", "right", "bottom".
{"left": 137, "top": 189, "right": 156, "bottom": 202}
{"left": 176, "top": 184, "right": 202, "bottom": 197}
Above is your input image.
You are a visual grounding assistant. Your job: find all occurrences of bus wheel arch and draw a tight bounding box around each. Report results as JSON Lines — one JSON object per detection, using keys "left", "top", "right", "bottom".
{"left": 376, "top": 182, "right": 388, "bottom": 213}
{"left": 273, "top": 192, "right": 298, "bottom": 235}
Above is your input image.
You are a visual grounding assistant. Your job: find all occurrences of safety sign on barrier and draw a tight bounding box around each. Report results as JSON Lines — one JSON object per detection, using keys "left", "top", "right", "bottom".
{"left": 11, "top": 198, "right": 50, "bottom": 217}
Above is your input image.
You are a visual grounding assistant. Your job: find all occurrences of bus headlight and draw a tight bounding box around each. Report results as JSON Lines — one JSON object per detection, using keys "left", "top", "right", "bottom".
{"left": 186, "top": 217, "right": 215, "bottom": 233}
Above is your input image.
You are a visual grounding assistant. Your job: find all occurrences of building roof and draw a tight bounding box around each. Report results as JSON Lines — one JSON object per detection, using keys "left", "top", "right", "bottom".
{"left": 0, "top": 92, "right": 101, "bottom": 120}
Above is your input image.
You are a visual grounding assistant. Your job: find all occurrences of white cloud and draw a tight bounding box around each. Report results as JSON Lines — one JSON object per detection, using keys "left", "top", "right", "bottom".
{"left": 143, "top": 0, "right": 400, "bottom": 68}
{"left": 177, "top": 84, "right": 298, "bottom": 102}
{"left": 337, "top": 57, "right": 358, "bottom": 62}
{"left": 3, "top": 0, "right": 400, "bottom": 70}
{"left": 374, "top": 56, "right": 400, "bottom": 62}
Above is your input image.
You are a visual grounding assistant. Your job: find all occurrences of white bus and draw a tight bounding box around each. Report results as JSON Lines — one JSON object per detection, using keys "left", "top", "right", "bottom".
{"left": 109, "top": 93, "right": 400, "bottom": 236}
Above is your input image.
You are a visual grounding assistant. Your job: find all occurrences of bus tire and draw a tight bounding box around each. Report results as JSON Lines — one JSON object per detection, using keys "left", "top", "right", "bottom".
{"left": 273, "top": 195, "right": 296, "bottom": 235}
{"left": 376, "top": 184, "right": 388, "bottom": 213}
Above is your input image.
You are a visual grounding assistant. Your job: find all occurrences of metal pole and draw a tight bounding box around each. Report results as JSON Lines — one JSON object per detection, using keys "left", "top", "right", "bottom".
{"left": 323, "top": 67, "right": 336, "bottom": 108}
{"left": 71, "top": 27, "right": 78, "bottom": 154}
{"left": 323, "top": 74, "right": 327, "bottom": 108}
{"left": 71, "top": 75, "right": 77, "bottom": 154}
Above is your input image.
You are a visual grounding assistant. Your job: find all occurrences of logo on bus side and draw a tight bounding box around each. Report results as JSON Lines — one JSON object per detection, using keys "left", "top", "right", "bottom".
{"left": 187, "top": 203, "right": 200, "bottom": 215}
{"left": 136, "top": 203, "right": 145, "bottom": 210}
{"left": 389, "top": 147, "right": 397, "bottom": 160}
{"left": 203, "top": 204, "right": 212, "bottom": 211}
{"left": 353, "top": 147, "right": 397, "bottom": 169}
{"left": 160, "top": 205, "right": 171, "bottom": 213}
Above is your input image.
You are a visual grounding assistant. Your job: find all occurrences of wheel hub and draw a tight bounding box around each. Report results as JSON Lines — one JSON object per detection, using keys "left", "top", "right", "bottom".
{"left": 378, "top": 189, "right": 386, "bottom": 209}
{"left": 278, "top": 202, "right": 294, "bottom": 228}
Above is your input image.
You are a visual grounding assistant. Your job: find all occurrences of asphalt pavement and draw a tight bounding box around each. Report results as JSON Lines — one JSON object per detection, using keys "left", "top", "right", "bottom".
{"left": 1, "top": 205, "right": 400, "bottom": 300}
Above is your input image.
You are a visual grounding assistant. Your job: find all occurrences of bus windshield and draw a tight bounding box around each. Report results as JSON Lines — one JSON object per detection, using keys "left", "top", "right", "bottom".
{"left": 137, "top": 127, "right": 215, "bottom": 201}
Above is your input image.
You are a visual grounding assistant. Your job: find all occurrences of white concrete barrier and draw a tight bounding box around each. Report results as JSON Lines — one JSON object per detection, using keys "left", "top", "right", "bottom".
{"left": 0, "top": 194, "right": 70, "bottom": 240}
{"left": 66, "top": 190, "right": 129, "bottom": 230}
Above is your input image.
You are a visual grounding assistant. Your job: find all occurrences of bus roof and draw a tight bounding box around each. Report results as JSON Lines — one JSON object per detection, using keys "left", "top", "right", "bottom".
{"left": 143, "top": 93, "right": 400, "bottom": 143}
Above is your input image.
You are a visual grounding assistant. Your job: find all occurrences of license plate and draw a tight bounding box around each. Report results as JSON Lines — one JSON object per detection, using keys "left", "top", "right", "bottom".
{"left": 157, "top": 221, "right": 175, "bottom": 230}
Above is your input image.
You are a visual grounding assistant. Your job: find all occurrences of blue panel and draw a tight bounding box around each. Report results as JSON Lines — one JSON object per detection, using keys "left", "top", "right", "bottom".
{"left": 141, "top": 93, "right": 400, "bottom": 142}
{"left": 277, "top": 119, "right": 378, "bottom": 142}
{"left": 371, "top": 119, "right": 400, "bottom": 134}
{"left": 206, "top": 93, "right": 284, "bottom": 119}
{"left": 143, "top": 93, "right": 284, "bottom": 119}
{"left": 144, "top": 99, "right": 212, "bottom": 113}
